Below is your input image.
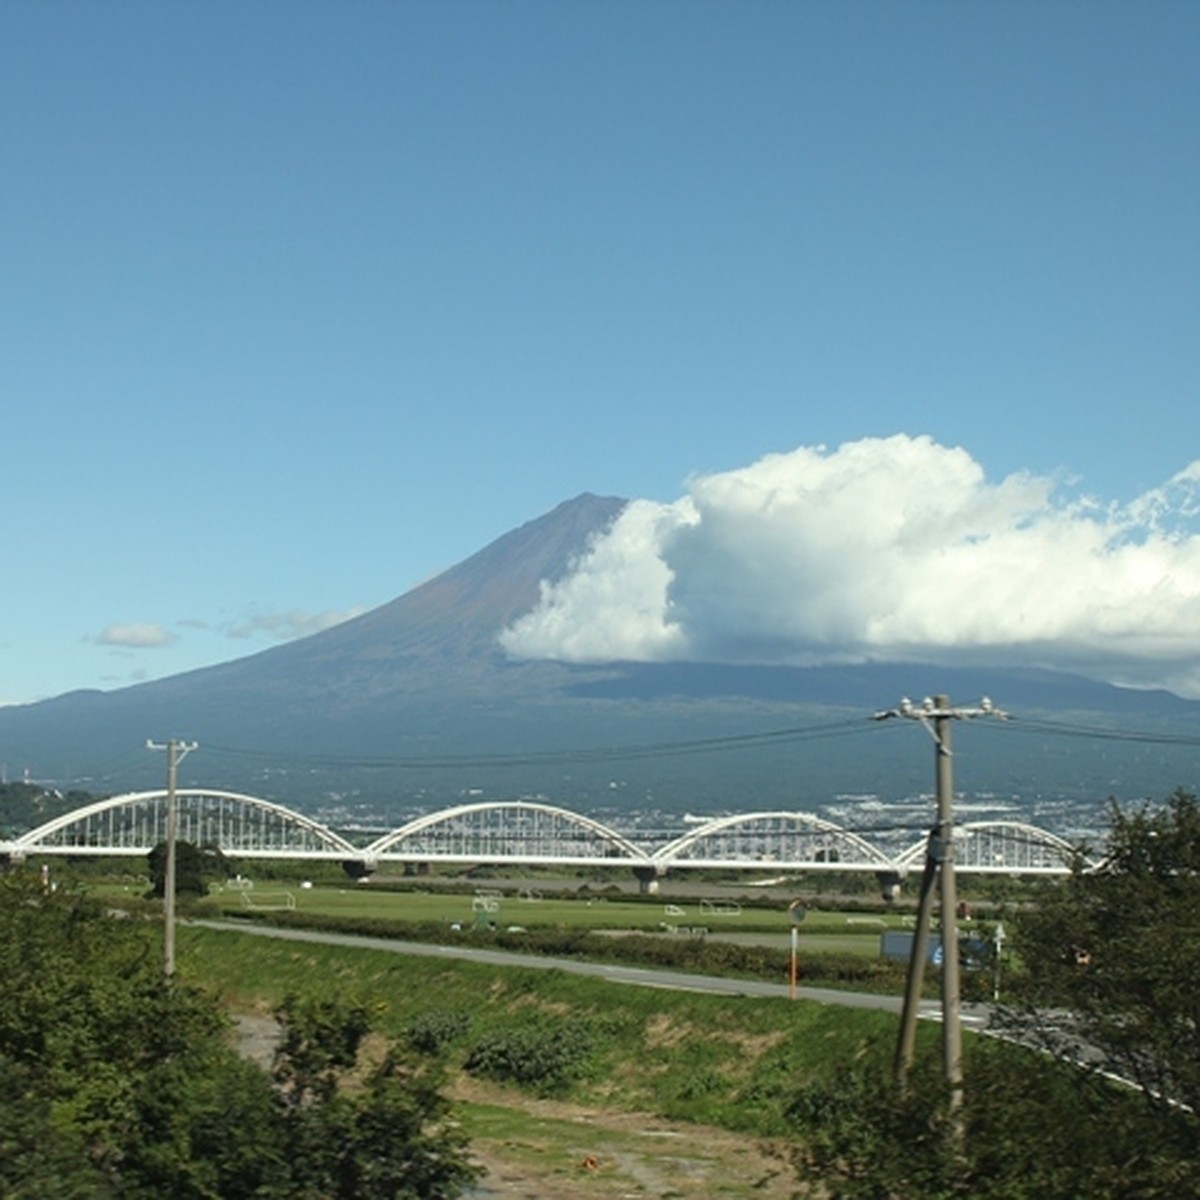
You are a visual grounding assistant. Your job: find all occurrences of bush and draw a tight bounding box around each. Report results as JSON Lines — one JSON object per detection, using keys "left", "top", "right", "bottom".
{"left": 406, "top": 1010, "right": 472, "bottom": 1056}
{"left": 786, "top": 1025, "right": 1200, "bottom": 1198}
{"left": 464, "top": 1020, "right": 596, "bottom": 1094}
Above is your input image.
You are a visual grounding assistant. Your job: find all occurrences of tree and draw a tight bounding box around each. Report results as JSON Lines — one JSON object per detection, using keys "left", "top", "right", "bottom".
{"left": 787, "top": 1040, "right": 1200, "bottom": 1200}
{"left": 0, "top": 869, "right": 478, "bottom": 1198}
{"left": 146, "top": 838, "right": 229, "bottom": 898}
{"left": 0, "top": 868, "right": 265, "bottom": 1195}
{"left": 785, "top": 793, "right": 1200, "bottom": 1198}
{"left": 1012, "top": 788, "right": 1200, "bottom": 1115}
{"left": 269, "top": 993, "right": 478, "bottom": 1200}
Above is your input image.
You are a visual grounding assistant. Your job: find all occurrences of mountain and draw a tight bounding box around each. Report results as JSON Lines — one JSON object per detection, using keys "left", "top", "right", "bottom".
{"left": 3, "top": 492, "right": 1198, "bottom": 822}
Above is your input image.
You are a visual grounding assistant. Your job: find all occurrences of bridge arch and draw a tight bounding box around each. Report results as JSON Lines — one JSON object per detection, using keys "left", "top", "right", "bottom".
{"left": 14, "top": 790, "right": 359, "bottom": 860}
{"left": 654, "top": 811, "right": 894, "bottom": 871}
{"left": 895, "top": 820, "right": 1086, "bottom": 875}
{"left": 365, "top": 800, "right": 650, "bottom": 865}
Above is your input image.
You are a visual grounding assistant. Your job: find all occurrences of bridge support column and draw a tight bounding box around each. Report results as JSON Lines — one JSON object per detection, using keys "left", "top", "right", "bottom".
{"left": 632, "top": 864, "right": 664, "bottom": 895}
{"left": 341, "top": 858, "right": 376, "bottom": 881}
{"left": 875, "top": 869, "right": 905, "bottom": 902}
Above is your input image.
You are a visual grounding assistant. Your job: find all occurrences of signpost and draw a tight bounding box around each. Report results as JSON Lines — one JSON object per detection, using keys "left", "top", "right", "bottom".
{"left": 992, "top": 922, "right": 1007, "bottom": 1002}
{"left": 788, "top": 899, "right": 806, "bottom": 1000}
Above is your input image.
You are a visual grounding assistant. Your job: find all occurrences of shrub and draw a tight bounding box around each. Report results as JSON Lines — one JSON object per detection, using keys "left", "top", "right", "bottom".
{"left": 463, "top": 1020, "right": 596, "bottom": 1094}
{"left": 406, "top": 1010, "right": 472, "bottom": 1056}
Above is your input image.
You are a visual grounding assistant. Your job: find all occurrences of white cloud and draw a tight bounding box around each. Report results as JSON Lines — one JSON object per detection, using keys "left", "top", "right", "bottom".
{"left": 501, "top": 434, "right": 1200, "bottom": 696}
{"left": 223, "top": 608, "right": 366, "bottom": 642}
{"left": 91, "top": 623, "right": 177, "bottom": 649}
{"left": 501, "top": 498, "right": 695, "bottom": 662}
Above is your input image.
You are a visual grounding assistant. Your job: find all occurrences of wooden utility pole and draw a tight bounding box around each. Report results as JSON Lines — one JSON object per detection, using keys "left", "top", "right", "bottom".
{"left": 876, "top": 696, "right": 1004, "bottom": 1127}
{"left": 934, "top": 702, "right": 964, "bottom": 1116}
{"left": 147, "top": 738, "right": 198, "bottom": 978}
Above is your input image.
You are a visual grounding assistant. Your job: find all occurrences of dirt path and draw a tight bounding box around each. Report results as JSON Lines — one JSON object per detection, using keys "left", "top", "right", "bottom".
{"left": 231, "top": 1013, "right": 802, "bottom": 1198}
{"left": 451, "top": 1079, "right": 799, "bottom": 1199}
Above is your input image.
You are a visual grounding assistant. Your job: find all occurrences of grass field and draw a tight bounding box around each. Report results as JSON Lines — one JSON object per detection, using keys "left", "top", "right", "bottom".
{"left": 91, "top": 871, "right": 933, "bottom": 979}
{"left": 198, "top": 877, "right": 916, "bottom": 954}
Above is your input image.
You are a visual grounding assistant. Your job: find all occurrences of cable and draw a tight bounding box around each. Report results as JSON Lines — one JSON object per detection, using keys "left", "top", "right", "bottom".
{"left": 202, "top": 714, "right": 879, "bottom": 772}
{"left": 996, "top": 715, "right": 1200, "bottom": 747}
{"left": 192, "top": 702, "right": 1200, "bottom": 774}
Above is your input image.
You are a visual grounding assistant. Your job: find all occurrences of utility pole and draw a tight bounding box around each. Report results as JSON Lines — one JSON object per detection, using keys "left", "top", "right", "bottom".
{"left": 875, "top": 695, "right": 1005, "bottom": 1128}
{"left": 147, "top": 738, "right": 198, "bottom": 978}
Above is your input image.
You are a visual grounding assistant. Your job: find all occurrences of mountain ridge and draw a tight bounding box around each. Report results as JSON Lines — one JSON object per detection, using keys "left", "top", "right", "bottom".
{"left": 2, "top": 492, "right": 1197, "bottom": 814}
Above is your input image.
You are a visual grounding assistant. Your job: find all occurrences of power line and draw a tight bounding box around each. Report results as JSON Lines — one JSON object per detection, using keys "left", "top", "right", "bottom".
{"left": 998, "top": 715, "right": 1200, "bottom": 747}
{"left": 202, "top": 714, "right": 878, "bottom": 771}
{"left": 192, "top": 703, "right": 1200, "bottom": 774}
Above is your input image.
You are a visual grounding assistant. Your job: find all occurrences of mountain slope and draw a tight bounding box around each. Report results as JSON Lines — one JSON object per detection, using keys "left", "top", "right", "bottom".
{"left": 0, "top": 494, "right": 626, "bottom": 784}
{"left": 2, "top": 490, "right": 1197, "bottom": 816}
{"left": 145, "top": 491, "right": 628, "bottom": 704}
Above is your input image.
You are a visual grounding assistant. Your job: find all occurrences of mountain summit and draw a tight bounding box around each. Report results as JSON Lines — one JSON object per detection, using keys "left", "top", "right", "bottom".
{"left": 160, "top": 490, "right": 628, "bottom": 702}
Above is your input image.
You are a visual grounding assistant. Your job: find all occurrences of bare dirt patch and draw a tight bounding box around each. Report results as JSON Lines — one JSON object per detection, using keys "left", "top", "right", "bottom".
{"left": 450, "top": 1077, "right": 800, "bottom": 1199}
{"left": 232, "top": 1012, "right": 804, "bottom": 1198}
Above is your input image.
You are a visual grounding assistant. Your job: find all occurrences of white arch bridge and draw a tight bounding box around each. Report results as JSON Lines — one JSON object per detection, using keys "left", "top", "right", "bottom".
{"left": 0, "top": 790, "right": 1090, "bottom": 879}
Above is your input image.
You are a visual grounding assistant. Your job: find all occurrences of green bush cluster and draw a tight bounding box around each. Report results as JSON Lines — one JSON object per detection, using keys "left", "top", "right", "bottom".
{"left": 463, "top": 1020, "right": 597, "bottom": 1094}
{"left": 787, "top": 1043, "right": 1200, "bottom": 1199}
{"left": 406, "top": 1010, "right": 472, "bottom": 1056}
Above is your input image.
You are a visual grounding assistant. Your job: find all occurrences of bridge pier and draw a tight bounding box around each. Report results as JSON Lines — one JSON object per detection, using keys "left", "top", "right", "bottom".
{"left": 341, "top": 858, "right": 376, "bottom": 881}
{"left": 632, "top": 864, "right": 664, "bottom": 895}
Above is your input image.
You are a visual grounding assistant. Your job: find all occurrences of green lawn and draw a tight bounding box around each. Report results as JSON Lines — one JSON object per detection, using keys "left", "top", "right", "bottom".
{"left": 91, "top": 874, "right": 920, "bottom": 959}
{"left": 212, "top": 879, "right": 913, "bottom": 948}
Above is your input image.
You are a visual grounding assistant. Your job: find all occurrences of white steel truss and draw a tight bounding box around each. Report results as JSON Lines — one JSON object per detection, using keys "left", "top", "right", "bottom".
{"left": 13, "top": 790, "right": 358, "bottom": 860}
{"left": 4, "top": 794, "right": 1094, "bottom": 875}
{"left": 654, "top": 811, "right": 895, "bottom": 871}
{"left": 364, "top": 800, "right": 649, "bottom": 866}
{"left": 895, "top": 820, "right": 1080, "bottom": 875}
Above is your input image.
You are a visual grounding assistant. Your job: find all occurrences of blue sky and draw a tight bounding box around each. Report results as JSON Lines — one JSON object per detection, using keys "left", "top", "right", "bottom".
{"left": 5, "top": 1, "right": 1199, "bottom": 703}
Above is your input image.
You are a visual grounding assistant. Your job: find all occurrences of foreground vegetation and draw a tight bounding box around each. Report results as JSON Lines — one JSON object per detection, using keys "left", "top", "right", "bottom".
{"left": 178, "top": 907, "right": 1199, "bottom": 1199}
{"left": 0, "top": 872, "right": 477, "bottom": 1199}
{"left": 791, "top": 790, "right": 1200, "bottom": 1198}
{"left": 5, "top": 791, "right": 1200, "bottom": 1197}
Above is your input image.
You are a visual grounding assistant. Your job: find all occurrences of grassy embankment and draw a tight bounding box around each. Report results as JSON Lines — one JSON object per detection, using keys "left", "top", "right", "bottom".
{"left": 178, "top": 919, "right": 902, "bottom": 1138}
{"left": 164, "top": 874, "right": 960, "bottom": 1133}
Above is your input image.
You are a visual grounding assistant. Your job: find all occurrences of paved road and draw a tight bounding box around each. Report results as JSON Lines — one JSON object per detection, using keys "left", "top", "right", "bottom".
{"left": 190, "top": 918, "right": 993, "bottom": 1031}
